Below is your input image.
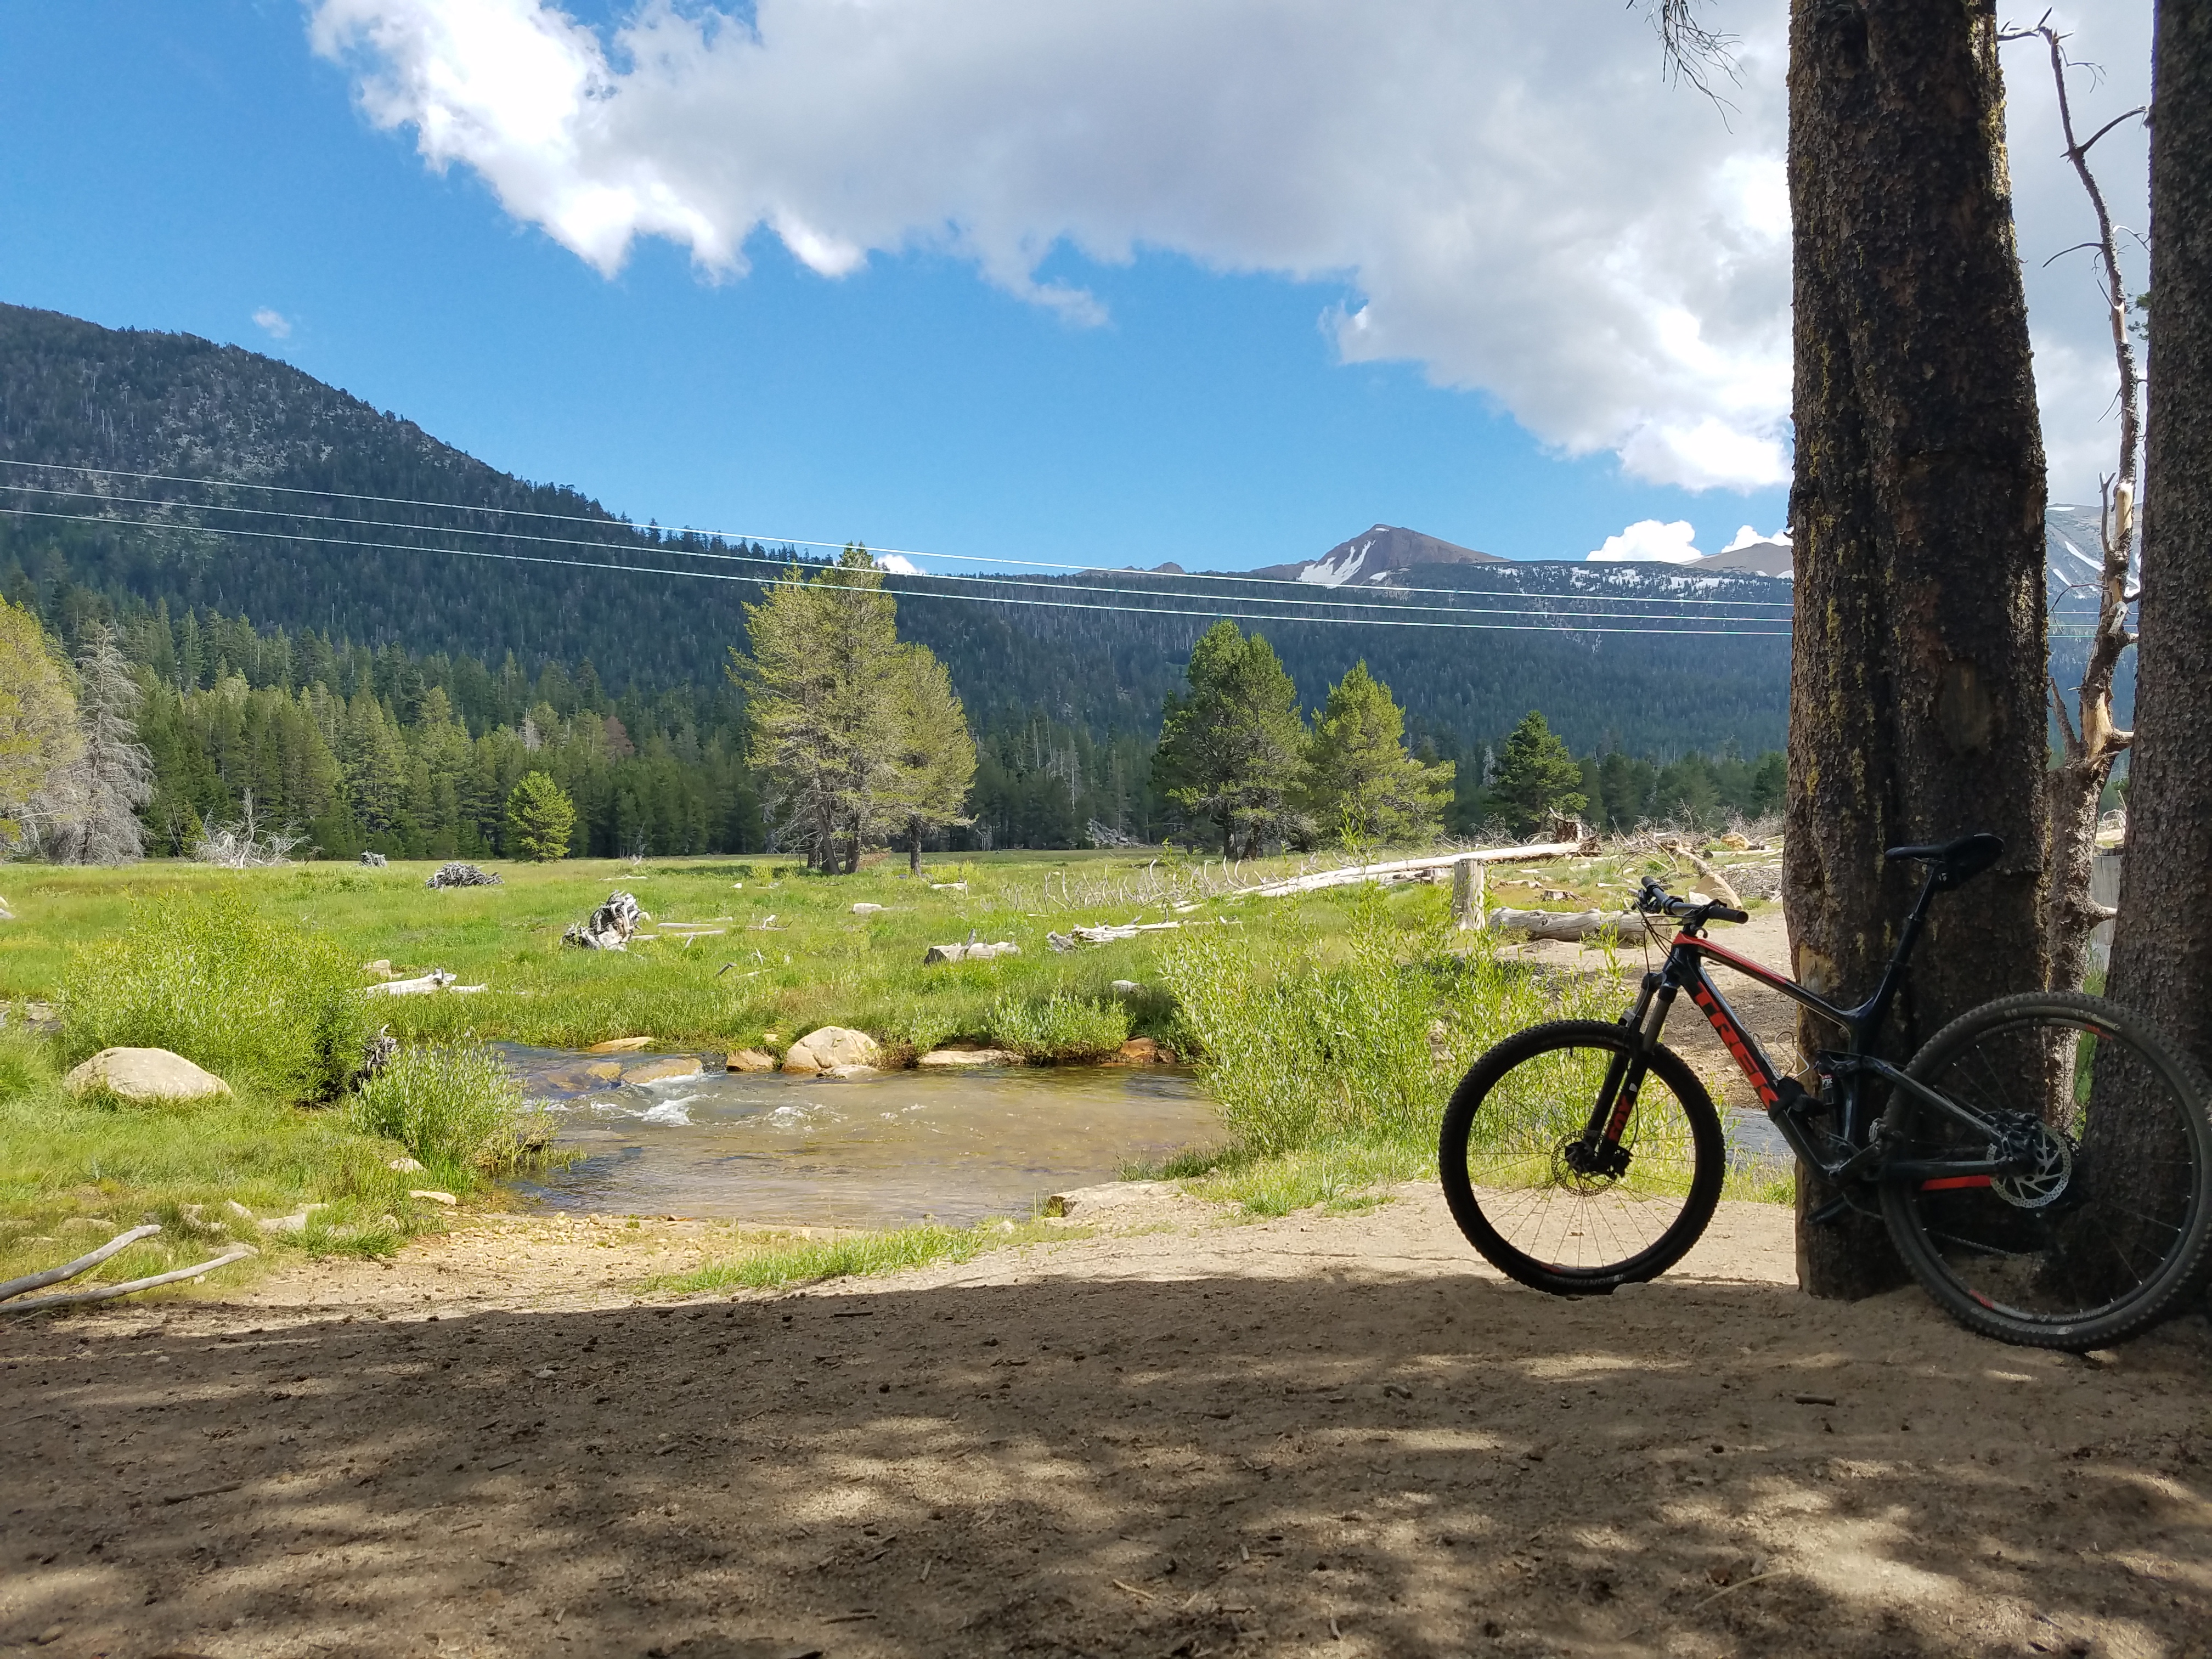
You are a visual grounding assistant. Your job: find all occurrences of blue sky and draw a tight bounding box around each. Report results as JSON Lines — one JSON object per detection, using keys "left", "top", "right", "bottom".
{"left": 0, "top": 2, "right": 2136, "bottom": 574}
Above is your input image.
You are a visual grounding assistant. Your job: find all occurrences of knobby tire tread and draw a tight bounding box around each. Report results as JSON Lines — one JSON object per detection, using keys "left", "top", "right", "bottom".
{"left": 1881, "top": 991, "right": 2212, "bottom": 1351}
{"left": 1439, "top": 1019, "right": 1726, "bottom": 1295}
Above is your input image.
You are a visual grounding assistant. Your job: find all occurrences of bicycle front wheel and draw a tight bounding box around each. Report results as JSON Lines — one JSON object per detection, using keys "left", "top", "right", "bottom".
{"left": 1439, "top": 1020, "right": 1725, "bottom": 1294}
{"left": 1882, "top": 992, "right": 2212, "bottom": 1350}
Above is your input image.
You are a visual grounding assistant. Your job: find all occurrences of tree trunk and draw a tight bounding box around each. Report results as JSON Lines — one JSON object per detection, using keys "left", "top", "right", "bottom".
{"left": 1784, "top": 0, "right": 2050, "bottom": 1299}
{"left": 2108, "top": 4, "right": 2212, "bottom": 1082}
{"left": 908, "top": 818, "right": 923, "bottom": 876}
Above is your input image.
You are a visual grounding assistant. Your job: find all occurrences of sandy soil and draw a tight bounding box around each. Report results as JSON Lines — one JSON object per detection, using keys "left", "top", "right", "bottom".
{"left": 8, "top": 1170, "right": 2212, "bottom": 1659}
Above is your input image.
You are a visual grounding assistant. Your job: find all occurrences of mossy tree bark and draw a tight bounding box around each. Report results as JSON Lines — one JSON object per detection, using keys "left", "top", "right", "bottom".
{"left": 1782, "top": 0, "right": 2050, "bottom": 1299}
{"left": 2108, "top": 5, "right": 2212, "bottom": 1082}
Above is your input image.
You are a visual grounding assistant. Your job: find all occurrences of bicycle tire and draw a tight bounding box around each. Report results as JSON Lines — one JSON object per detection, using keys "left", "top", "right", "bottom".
{"left": 1439, "top": 1020, "right": 1727, "bottom": 1294}
{"left": 1881, "top": 991, "right": 2212, "bottom": 1351}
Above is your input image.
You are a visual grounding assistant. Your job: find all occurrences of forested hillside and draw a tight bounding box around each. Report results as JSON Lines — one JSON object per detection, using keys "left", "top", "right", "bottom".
{"left": 1, "top": 301, "right": 1795, "bottom": 760}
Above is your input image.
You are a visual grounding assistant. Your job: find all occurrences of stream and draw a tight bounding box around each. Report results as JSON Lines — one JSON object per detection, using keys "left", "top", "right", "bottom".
{"left": 500, "top": 1047, "right": 1222, "bottom": 1228}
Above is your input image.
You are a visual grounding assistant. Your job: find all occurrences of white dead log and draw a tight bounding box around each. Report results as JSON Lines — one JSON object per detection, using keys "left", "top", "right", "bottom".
{"left": 1488, "top": 907, "right": 1645, "bottom": 944}
{"left": 1, "top": 1246, "right": 257, "bottom": 1315}
{"left": 1451, "top": 857, "right": 1487, "bottom": 931}
{"left": 922, "top": 941, "right": 1020, "bottom": 963}
{"left": 0, "top": 1223, "right": 162, "bottom": 1302}
{"left": 1235, "top": 838, "right": 1588, "bottom": 901}
{"left": 564, "top": 891, "right": 641, "bottom": 951}
{"left": 364, "top": 970, "right": 458, "bottom": 997}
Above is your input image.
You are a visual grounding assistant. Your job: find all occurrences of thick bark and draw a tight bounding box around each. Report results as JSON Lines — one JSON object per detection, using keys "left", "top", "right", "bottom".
{"left": 1784, "top": 0, "right": 2050, "bottom": 1299}
{"left": 2108, "top": 5, "right": 2212, "bottom": 1081}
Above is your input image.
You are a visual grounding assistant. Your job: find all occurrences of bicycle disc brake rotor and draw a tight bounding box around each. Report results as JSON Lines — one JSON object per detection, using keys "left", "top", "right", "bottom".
{"left": 1553, "top": 1136, "right": 1627, "bottom": 1193}
{"left": 1989, "top": 1111, "right": 2074, "bottom": 1209}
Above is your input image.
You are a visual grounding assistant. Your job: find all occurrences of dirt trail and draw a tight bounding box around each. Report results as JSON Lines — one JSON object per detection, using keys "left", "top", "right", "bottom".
{"left": 7, "top": 1175, "right": 2211, "bottom": 1659}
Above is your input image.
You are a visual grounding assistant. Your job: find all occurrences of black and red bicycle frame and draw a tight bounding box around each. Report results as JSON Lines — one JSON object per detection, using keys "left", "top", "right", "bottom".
{"left": 1578, "top": 869, "right": 2024, "bottom": 1189}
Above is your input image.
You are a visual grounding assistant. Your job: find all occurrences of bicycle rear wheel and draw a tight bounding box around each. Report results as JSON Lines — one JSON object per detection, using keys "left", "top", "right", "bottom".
{"left": 1438, "top": 1020, "right": 1725, "bottom": 1294}
{"left": 1881, "top": 991, "right": 2212, "bottom": 1350}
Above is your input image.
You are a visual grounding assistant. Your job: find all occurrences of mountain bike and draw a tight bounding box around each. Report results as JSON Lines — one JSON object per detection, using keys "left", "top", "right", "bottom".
{"left": 1438, "top": 833, "right": 2212, "bottom": 1350}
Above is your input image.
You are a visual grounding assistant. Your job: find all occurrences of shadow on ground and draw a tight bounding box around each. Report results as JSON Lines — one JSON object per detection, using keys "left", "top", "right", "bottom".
{"left": 5, "top": 1269, "right": 2210, "bottom": 1658}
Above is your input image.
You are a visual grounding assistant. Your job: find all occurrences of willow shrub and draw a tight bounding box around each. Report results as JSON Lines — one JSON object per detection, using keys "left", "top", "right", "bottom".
{"left": 63, "top": 885, "right": 370, "bottom": 1102}
{"left": 350, "top": 1041, "right": 541, "bottom": 1189}
{"left": 1160, "top": 885, "right": 1618, "bottom": 1156}
{"left": 986, "top": 990, "right": 1130, "bottom": 1061}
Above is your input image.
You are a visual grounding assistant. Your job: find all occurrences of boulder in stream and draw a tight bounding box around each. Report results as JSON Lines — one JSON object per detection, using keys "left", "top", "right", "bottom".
{"left": 782, "top": 1026, "right": 879, "bottom": 1074}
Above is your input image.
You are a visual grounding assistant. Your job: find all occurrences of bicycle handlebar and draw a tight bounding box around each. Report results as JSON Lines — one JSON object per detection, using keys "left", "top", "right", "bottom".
{"left": 1637, "top": 874, "right": 1749, "bottom": 928}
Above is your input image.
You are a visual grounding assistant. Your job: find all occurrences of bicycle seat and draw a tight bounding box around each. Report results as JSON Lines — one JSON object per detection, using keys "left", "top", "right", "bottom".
{"left": 1884, "top": 832, "right": 2004, "bottom": 888}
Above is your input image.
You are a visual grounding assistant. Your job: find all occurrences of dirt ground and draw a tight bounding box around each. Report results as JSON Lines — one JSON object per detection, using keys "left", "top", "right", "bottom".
{"left": 7, "top": 908, "right": 2211, "bottom": 1659}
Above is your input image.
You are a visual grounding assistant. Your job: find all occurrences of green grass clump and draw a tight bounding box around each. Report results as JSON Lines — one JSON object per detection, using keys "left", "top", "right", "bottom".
{"left": 349, "top": 1041, "right": 549, "bottom": 1191}
{"left": 0, "top": 1024, "right": 437, "bottom": 1290}
{"left": 61, "top": 885, "right": 369, "bottom": 1102}
{"left": 986, "top": 990, "right": 1130, "bottom": 1061}
{"left": 652, "top": 1217, "right": 1082, "bottom": 1294}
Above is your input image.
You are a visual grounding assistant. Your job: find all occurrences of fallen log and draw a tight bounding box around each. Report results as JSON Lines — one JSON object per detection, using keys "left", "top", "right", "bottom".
{"left": 0, "top": 1223, "right": 162, "bottom": 1303}
{"left": 1235, "top": 837, "right": 1589, "bottom": 900}
{"left": 922, "top": 941, "right": 1020, "bottom": 963}
{"left": 1487, "top": 907, "right": 1646, "bottom": 944}
{"left": 1, "top": 1246, "right": 258, "bottom": 1316}
{"left": 364, "top": 970, "right": 457, "bottom": 996}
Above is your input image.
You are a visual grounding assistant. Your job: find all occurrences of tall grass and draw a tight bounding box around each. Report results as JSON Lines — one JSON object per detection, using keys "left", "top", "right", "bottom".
{"left": 1162, "top": 884, "right": 1618, "bottom": 1156}
{"left": 986, "top": 990, "right": 1130, "bottom": 1060}
{"left": 62, "top": 886, "right": 369, "bottom": 1101}
{"left": 349, "top": 1041, "right": 549, "bottom": 1190}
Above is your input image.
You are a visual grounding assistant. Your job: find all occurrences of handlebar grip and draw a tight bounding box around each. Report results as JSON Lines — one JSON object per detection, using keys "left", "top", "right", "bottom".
{"left": 1709, "top": 905, "right": 1750, "bottom": 925}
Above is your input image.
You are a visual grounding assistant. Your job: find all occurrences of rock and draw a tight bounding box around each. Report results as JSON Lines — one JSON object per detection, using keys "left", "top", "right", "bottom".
{"left": 587, "top": 1036, "right": 656, "bottom": 1053}
{"left": 409, "top": 1189, "right": 459, "bottom": 1206}
{"left": 387, "top": 1156, "right": 426, "bottom": 1173}
{"left": 783, "top": 1026, "right": 881, "bottom": 1072}
{"left": 851, "top": 902, "right": 885, "bottom": 915}
{"left": 425, "top": 861, "right": 501, "bottom": 889}
{"left": 63, "top": 1047, "right": 233, "bottom": 1103}
{"left": 916, "top": 1047, "right": 1022, "bottom": 1068}
{"left": 361, "top": 959, "right": 394, "bottom": 978}
{"left": 1103, "top": 1037, "right": 1176, "bottom": 1066}
{"left": 59, "top": 1216, "right": 116, "bottom": 1234}
{"left": 1110, "top": 980, "right": 1145, "bottom": 997}
{"left": 358, "top": 850, "right": 388, "bottom": 867}
{"left": 223, "top": 1199, "right": 255, "bottom": 1220}
{"left": 564, "top": 890, "right": 642, "bottom": 951}
{"left": 725, "top": 1049, "right": 777, "bottom": 1073}
{"left": 623, "top": 1057, "right": 703, "bottom": 1085}
{"left": 826, "top": 1063, "right": 879, "bottom": 1080}
{"left": 1043, "top": 1180, "right": 1176, "bottom": 1217}
{"left": 1718, "top": 832, "right": 1751, "bottom": 850}
{"left": 259, "top": 1204, "right": 331, "bottom": 1234}
{"left": 0, "top": 894, "right": 12, "bottom": 921}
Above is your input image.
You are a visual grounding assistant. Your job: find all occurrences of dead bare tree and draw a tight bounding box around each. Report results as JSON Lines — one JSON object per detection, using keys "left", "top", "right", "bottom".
{"left": 2008, "top": 16, "right": 2147, "bottom": 992}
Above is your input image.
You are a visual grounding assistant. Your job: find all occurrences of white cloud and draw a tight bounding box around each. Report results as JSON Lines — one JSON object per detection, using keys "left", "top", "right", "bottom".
{"left": 306, "top": 0, "right": 2145, "bottom": 503}
{"left": 1587, "top": 518, "right": 1702, "bottom": 564}
{"left": 252, "top": 307, "right": 294, "bottom": 340}
{"left": 310, "top": 0, "right": 1795, "bottom": 490}
{"left": 1722, "top": 523, "right": 1789, "bottom": 552}
{"left": 874, "top": 553, "right": 922, "bottom": 575}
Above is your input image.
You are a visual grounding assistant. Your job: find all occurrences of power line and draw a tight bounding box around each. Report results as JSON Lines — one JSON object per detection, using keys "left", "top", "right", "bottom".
{"left": 0, "top": 456, "right": 1799, "bottom": 610}
{"left": 0, "top": 481, "right": 1795, "bottom": 627}
{"left": 1, "top": 506, "right": 1801, "bottom": 637}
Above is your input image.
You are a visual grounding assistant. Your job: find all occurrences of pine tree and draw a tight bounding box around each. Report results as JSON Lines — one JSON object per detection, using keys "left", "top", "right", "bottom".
{"left": 1303, "top": 661, "right": 1453, "bottom": 847}
{"left": 885, "top": 644, "right": 977, "bottom": 873}
{"left": 734, "top": 547, "right": 905, "bottom": 872}
{"left": 40, "top": 620, "right": 153, "bottom": 864}
{"left": 505, "top": 771, "right": 576, "bottom": 861}
{"left": 1153, "top": 621, "right": 1310, "bottom": 856}
{"left": 1486, "top": 710, "right": 1587, "bottom": 836}
{"left": 0, "top": 598, "right": 80, "bottom": 854}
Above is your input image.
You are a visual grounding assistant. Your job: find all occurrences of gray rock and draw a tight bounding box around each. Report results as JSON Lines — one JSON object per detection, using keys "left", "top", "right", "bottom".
{"left": 916, "top": 1047, "right": 1021, "bottom": 1069}
{"left": 62, "top": 1047, "right": 233, "bottom": 1104}
{"left": 724, "top": 1049, "right": 776, "bottom": 1073}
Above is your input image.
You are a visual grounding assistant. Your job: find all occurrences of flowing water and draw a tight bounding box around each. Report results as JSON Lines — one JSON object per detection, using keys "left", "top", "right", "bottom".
{"left": 501, "top": 1047, "right": 1222, "bottom": 1228}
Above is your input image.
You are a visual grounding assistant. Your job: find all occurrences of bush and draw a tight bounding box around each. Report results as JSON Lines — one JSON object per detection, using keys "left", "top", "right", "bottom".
{"left": 63, "top": 887, "right": 370, "bottom": 1102}
{"left": 987, "top": 991, "right": 1130, "bottom": 1061}
{"left": 350, "top": 1041, "right": 538, "bottom": 1187}
{"left": 1160, "top": 885, "right": 1615, "bottom": 1155}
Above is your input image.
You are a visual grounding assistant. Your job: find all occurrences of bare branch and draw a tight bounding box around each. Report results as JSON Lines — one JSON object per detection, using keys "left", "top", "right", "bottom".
{"left": 1634, "top": 0, "right": 1741, "bottom": 111}
{"left": 2076, "top": 106, "right": 2148, "bottom": 156}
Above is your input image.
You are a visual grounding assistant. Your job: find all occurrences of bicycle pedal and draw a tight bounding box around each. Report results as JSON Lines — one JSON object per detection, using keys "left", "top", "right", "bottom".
{"left": 1807, "top": 1193, "right": 1854, "bottom": 1228}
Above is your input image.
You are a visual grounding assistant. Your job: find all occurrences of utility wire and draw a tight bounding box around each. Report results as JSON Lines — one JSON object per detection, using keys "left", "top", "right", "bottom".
{"left": 0, "top": 456, "right": 1798, "bottom": 611}
{"left": 1, "top": 506, "right": 1802, "bottom": 637}
{"left": 0, "top": 482, "right": 1793, "bottom": 627}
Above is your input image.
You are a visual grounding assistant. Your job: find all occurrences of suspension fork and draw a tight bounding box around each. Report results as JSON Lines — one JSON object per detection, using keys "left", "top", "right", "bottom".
{"left": 1581, "top": 972, "right": 1679, "bottom": 1146}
